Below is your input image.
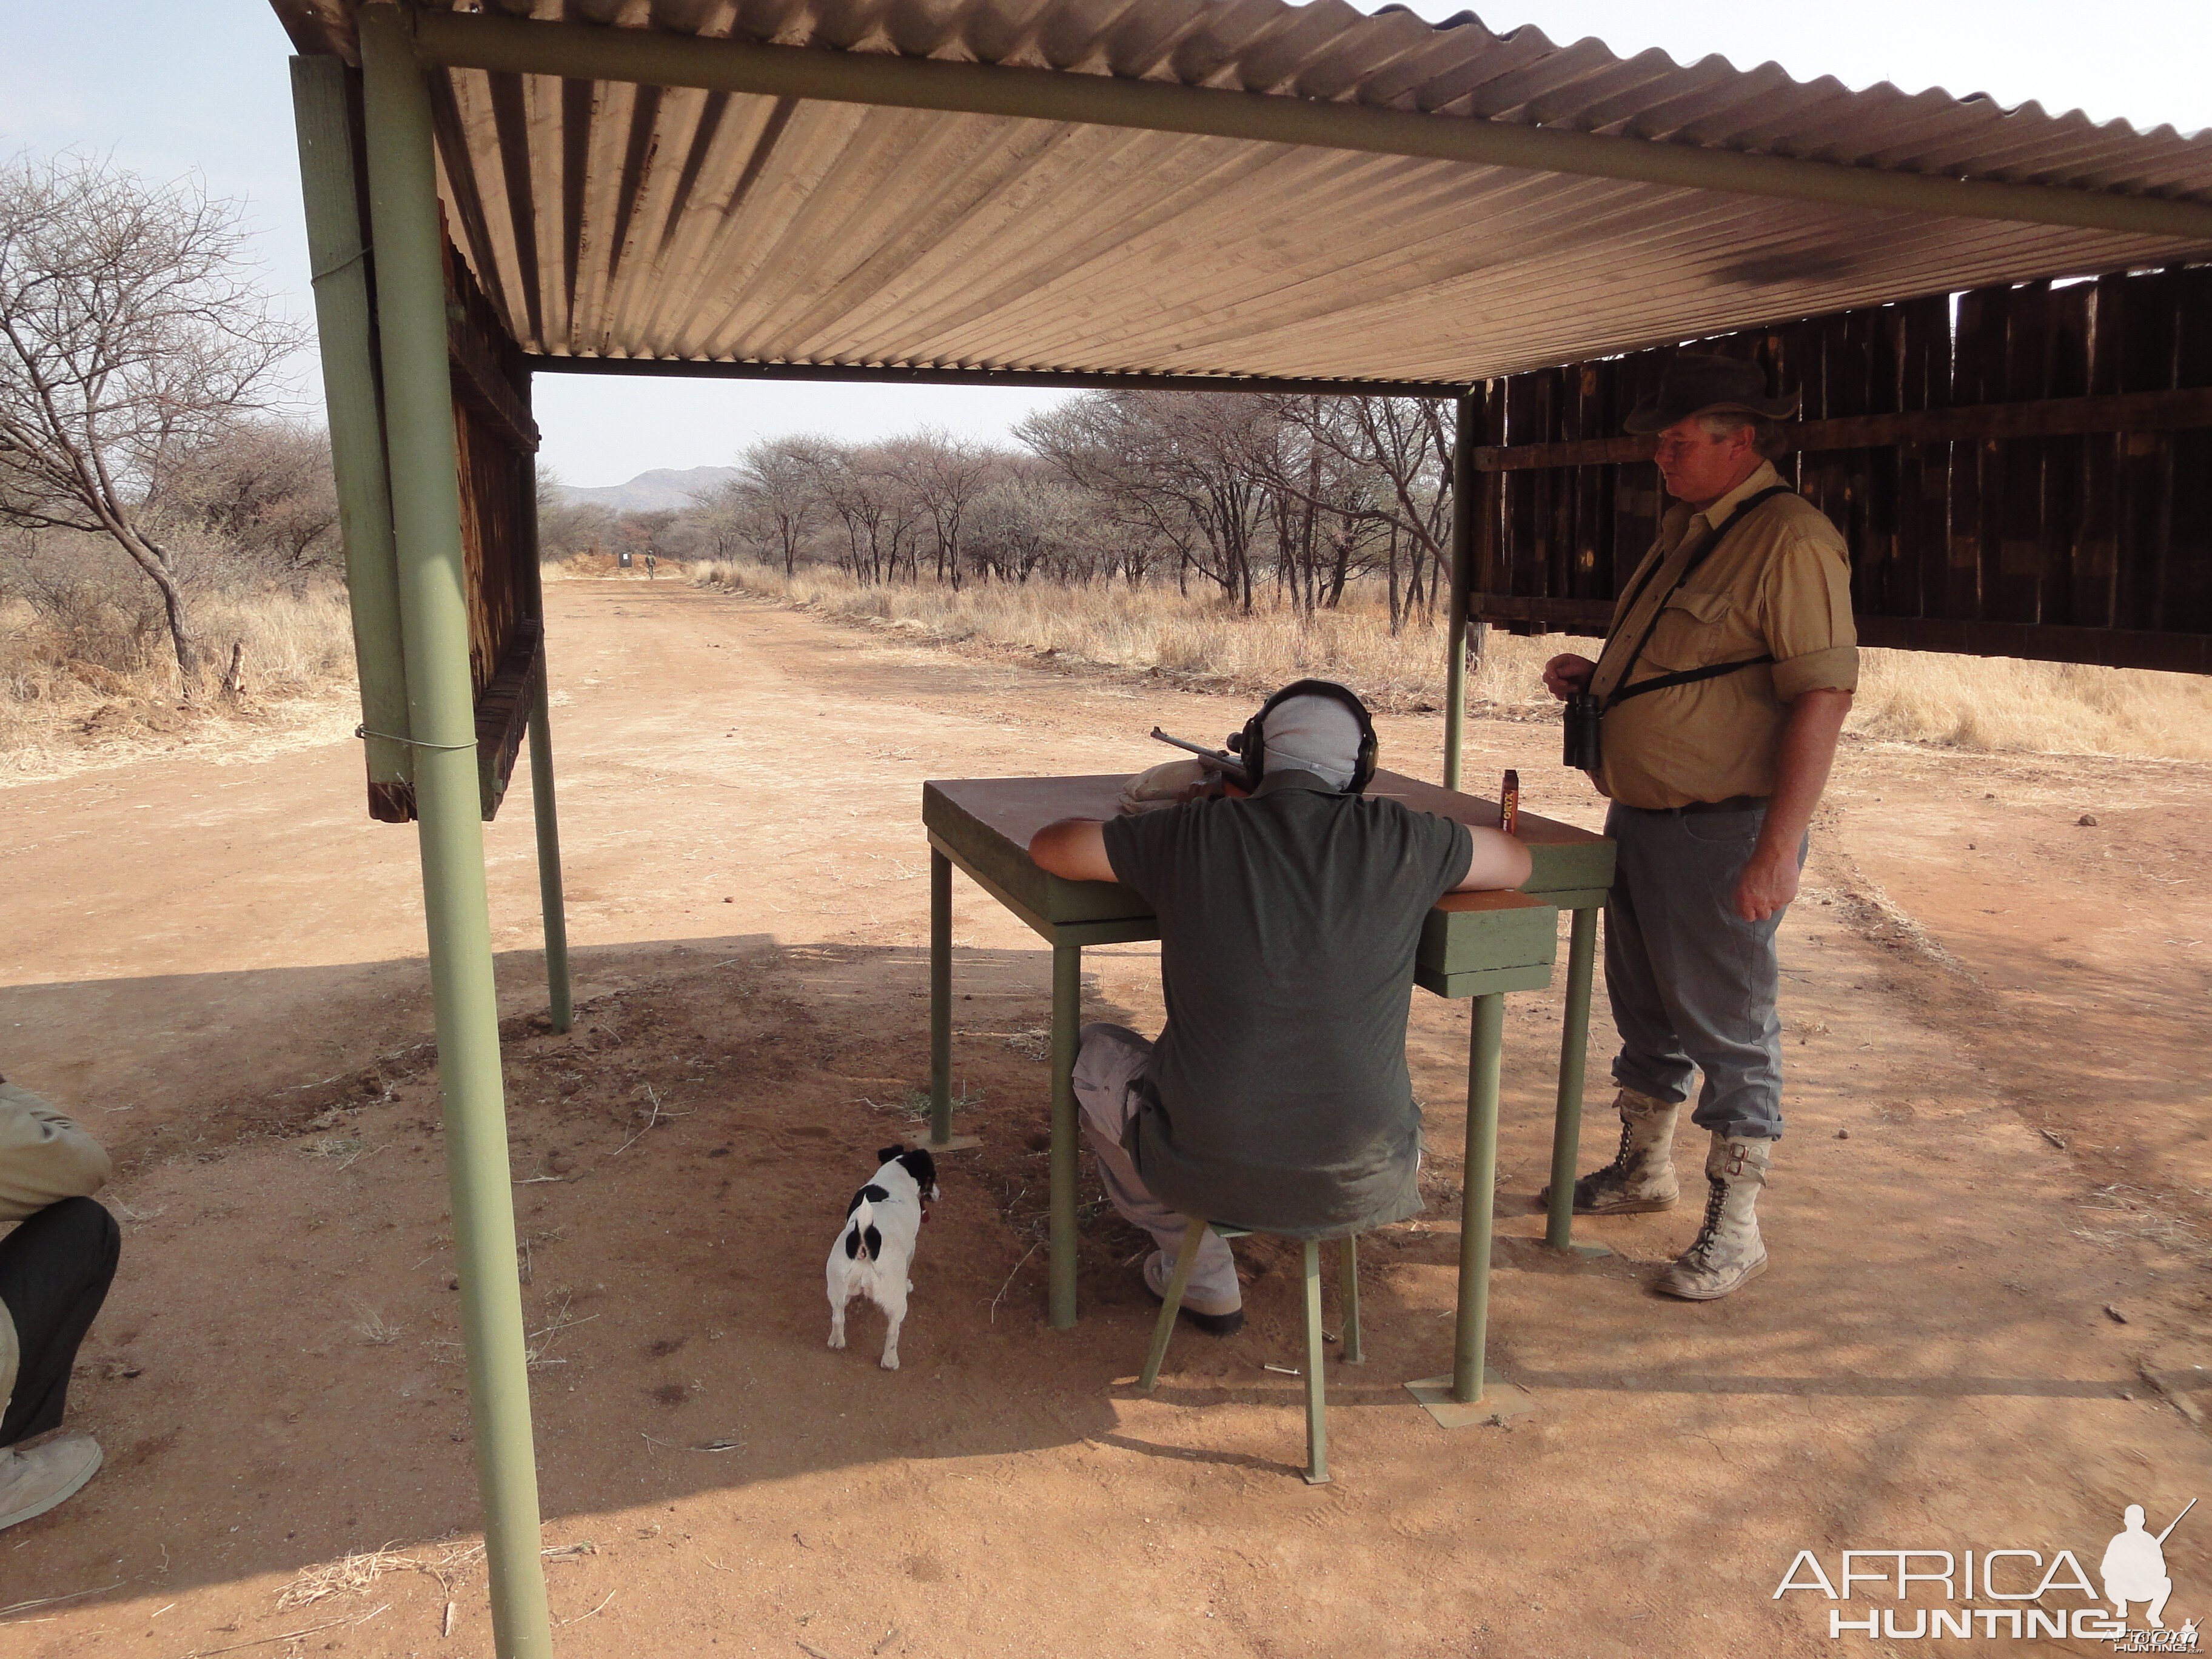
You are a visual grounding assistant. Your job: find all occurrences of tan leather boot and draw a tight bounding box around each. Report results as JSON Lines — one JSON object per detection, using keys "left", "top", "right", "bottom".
{"left": 1540, "top": 1088, "right": 1681, "bottom": 1214}
{"left": 1657, "top": 1134, "right": 1771, "bottom": 1300}
{"left": 0, "top": 1432, "right": 102, "bottom": 1532}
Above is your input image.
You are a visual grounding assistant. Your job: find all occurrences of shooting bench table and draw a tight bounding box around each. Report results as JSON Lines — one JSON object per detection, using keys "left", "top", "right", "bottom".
{"left": 922, "top": 771, "right": 1617, "bottom": 1408}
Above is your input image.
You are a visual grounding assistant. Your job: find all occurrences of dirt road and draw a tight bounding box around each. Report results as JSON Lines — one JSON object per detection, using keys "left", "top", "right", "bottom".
{"left": 2, "top": 578, "right": 2209, "bottom": 1657}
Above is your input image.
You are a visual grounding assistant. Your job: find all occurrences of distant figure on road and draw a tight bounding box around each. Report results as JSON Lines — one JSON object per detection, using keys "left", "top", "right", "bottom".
{"left": 1028, "top": 682, "right": 1531, "bottom": 1331}
{"left": 2101, "top": 1503, "right": 2177, "bottom": 1627}
{"left": 0, "top": 1075, "right": 119, "bottom": 1532}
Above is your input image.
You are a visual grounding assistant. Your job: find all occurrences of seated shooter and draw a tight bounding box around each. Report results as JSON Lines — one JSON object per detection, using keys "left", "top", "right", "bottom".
{"left": 1030, "top": 682, "right": 1531, "bottom": 1332}
{"left": 0, "top": 1075, "right": 120, "bottom": 1531}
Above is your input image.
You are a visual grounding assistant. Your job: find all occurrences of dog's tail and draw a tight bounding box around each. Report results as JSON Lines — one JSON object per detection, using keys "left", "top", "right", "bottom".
{"left": 843, "top": 1197, "right": 883, "bottom": 1265}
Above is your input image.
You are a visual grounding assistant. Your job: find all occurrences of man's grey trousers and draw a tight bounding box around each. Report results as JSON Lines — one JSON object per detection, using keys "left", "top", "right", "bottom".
{"left": 1603, "top": 802, "right": 1805, "bottom": 1142}
{"left": 1070, "top": 1023, "right": 1242, "bottom": 1314}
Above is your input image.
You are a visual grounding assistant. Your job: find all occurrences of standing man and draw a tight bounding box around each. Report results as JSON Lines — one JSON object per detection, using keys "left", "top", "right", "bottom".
{"left": 1539, "top": 354, "right": 1856, "bottom": 1301}
{"left": 1030, "top": 683, "right": 1531, "bottom": 1332}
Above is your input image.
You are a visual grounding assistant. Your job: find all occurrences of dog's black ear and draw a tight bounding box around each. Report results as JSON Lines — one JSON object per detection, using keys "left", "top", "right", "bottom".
{"left": 876, "top": 1143, "right": 907, "bottom": 1165}
{"left": 899, "top": 1148, "right": 938, "bottom": 1189}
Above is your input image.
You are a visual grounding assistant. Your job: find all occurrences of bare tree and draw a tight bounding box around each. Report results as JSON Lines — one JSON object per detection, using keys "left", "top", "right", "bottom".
{"left": 156, "top": 417, "right": 338, "bottom": 586}
{"left": 0, "top": 152, "right": 303, "bottom": 688}
{"left": 1021, "top": 393, "right": 1275, "bottom": 608}
{"left": 729, "top": 434, "right": 829, "bottom": 575}
{"left": 1265, "top": 397, "right": 1454, "bottom": 628}
{"left": 899, "top": 428, "right": 994, "bottom": 589}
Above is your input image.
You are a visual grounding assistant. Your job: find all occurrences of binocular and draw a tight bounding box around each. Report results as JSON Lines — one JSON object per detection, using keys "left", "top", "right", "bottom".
{"left": 1562, "top": 691, "right": 1604, "bottom": 774}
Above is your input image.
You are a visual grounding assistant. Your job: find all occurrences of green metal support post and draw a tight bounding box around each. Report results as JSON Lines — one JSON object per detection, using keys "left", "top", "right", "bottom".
{"left": 517, "top": 391, "right": 572, "bottom": 1035}
{"left": 359, "top": 12, "right": 554, "bottom": 1657}
{"left": 1048, "top": 942, "right": 1081, "bottom": 1329}
{"left": 526, "top": 672, "right": 572, "bottom": 1033}
{"left": 1443, "top": 390, "right": 1475, "bottom": 793}
{"left": 1452, "top": 993, "right": 1506, "bottom": 1404}
{"left": 288, "top": 55, "right": 414, "bottom": 821}
{"left": 928, "top": 850, "right": 953, "bottom": 1145}
{"left": 1545, "top": 908, "right": 1600, "bottom": 1249}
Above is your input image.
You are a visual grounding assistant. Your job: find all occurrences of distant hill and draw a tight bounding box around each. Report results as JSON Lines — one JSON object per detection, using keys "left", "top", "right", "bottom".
{"left": 555, "top": 465, "right": 740, "bottom": 515}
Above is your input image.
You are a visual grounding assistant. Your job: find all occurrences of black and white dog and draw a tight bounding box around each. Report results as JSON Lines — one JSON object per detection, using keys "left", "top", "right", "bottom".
{"left": 826, "top": 1144, "right": 939, "bottom": 1370}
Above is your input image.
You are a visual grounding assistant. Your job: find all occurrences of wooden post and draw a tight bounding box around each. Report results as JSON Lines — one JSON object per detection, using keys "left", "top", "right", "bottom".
{"left": 360, "top": 12, "right": 553, "bottom": 1656}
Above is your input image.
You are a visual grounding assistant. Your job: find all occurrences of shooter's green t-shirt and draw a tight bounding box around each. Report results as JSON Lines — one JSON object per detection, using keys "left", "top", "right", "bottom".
{"left": 1100, "top": 769, "right": 1473, "bottom": 1238}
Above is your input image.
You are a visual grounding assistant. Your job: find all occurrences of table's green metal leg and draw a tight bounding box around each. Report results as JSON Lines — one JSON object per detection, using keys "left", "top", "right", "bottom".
{"left": 1048, "top": 941, "right": 1081, "bottom": 1329}
{"left": 1545, "top": 906, "right": 1600, "bottom": 1250}
{"left": 1339, "top": 1235, "right": 1363, "bottom": 1364}
{"left": 1302, "top": 1239, "right": 1330, "bottom": 1484}
{"left": 1453, "top": 993, "right": 1505, "bottom": 1405}
{"left": 928, "top": 848, "right": 953, "bottom": 1146}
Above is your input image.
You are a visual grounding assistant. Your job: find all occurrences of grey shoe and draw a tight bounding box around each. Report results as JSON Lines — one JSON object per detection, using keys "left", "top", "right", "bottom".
{"left": 1657, "top": 1134, "right": 1771, "bottom": 1301}
{"left": 1540, "top": 1088, "right": 1681, "bottom": 1215}
{"left": 1142, "top": 1250, "right": 1245, "bottom": 1338}
{"left": 0, "top": 1433, "right": 102, "bottom": 1532}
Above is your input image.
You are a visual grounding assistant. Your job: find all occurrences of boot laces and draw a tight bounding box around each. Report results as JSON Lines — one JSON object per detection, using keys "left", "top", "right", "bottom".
{"left": 1683, "top": 1175, "right": 1728, "bottom": 1266}
{"left": 1603, "top": 1117, "right": 1636, "bottom": 1176}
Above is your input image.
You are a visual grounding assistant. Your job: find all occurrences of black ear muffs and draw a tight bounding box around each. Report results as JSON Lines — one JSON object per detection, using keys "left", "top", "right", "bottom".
{"left": 1227, "top": 679, "right": 1379, "bottom": 796}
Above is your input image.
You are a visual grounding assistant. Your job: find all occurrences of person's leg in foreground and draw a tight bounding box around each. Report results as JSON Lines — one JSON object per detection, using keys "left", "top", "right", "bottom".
{"left": 1071, "top": 1023, "right": 1244, "bottom": 1335}
{"left": 0, "top": 1196, "right": 121, "bottom": 1529}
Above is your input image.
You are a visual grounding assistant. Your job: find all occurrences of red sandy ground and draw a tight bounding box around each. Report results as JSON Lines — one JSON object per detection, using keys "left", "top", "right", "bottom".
{"left": 1, "top": 578, "right": 2208, "bottom": 1658}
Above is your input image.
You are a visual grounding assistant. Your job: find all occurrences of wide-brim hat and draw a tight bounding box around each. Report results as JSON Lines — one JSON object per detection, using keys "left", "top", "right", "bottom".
{"left": 1624, "top": 352, "right": 1800, "bottom": 434}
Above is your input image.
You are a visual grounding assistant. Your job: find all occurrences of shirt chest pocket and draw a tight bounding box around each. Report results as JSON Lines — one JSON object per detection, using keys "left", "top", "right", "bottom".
{"left": 1641, "top": 588, "right": 1741, "bottom": 672}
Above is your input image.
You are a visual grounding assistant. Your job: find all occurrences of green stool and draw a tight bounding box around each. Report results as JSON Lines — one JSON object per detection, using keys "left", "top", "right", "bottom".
{"left": 1136, "top": 1218, "right": 1362, "bottom": 1485}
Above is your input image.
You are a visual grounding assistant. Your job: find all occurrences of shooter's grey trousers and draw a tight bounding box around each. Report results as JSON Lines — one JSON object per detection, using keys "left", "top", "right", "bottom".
{"left": 1603, "top": 802, "right": 1806, "bottom": 1142}
{"left": 1071, "top": 1024, "right": 1242, "bottom": 1314}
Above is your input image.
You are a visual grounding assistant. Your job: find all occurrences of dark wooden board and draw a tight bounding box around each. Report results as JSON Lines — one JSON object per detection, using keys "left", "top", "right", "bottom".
{"left": 1464, "top": 263, "right": 2212, "bottom": 673}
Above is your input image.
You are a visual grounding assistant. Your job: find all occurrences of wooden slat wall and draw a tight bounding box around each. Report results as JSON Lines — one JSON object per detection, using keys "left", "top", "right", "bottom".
{"left": 1469, "top": 264, "right": 2212, "bottom": 675}
{"left": 443, "top": 230, "right": 542, "bottom": 820}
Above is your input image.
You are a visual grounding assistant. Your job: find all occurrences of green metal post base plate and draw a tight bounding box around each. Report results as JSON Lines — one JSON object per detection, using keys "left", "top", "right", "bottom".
{"left": 1405, "top": 1371, "right": 1537, "bottom": 1429}
{"left": 1550, "top": 1239, "right": 1614, "bottom": 1259}
{"left": 921, "top": 1133, "right": 984, "bottom": 1152}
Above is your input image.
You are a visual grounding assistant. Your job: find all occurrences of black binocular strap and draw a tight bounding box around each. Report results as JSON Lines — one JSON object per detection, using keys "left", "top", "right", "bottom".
{"left": 1607, "top": 654, "right": 1776, "bottom": 705}
{"left": 1599, "top": 484, "right": 1795, "bottom": 713}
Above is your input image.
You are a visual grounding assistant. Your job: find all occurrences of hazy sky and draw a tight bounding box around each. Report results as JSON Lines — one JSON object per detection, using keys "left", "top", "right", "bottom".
{"left": 5, "top": 1, "right": 2208, "bottom": 487}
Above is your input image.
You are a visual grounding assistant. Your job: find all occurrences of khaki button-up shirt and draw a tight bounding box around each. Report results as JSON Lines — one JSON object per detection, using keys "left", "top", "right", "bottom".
{"left": 1589, "top": 461, "right": 1857, "bottom": 810}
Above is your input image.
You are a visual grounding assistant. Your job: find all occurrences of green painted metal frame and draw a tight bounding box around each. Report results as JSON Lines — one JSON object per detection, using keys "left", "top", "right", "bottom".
{"left": 358, "top": 12, "right": 553, "bottom": 1657}
{"left": 412, "top": 9, "right": 2212, "bottom": 243}
{"left": 289, "top": 54, "right": 415, "bottom": 823}
{"left": 1138, "top": 1219, "right": 1355, "bottom": 1484}
{"left": 515, "top": 399, "right": 573, "bottom": 1034}
{"left": 1443, "top": 390, "right": 1475, "bottom": 794}
{"left": 921, "top": 774, "right": 1582, "bottom": 1381}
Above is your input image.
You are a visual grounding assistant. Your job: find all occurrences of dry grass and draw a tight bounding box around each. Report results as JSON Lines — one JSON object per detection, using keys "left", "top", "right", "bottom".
{"left": 0, "top": 585, "right": 360, "bottom": 782}
{"left": 1849, "top": 647, "right": 2212, "bottom": 761}
{"left": 691, "top": 557, "right": 2212, "bottom": 763}
{"left": 689, "top": 558, "right": 1557, "bottom": 718}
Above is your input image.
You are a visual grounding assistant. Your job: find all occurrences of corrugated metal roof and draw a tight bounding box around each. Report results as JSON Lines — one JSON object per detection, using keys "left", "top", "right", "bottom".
{"left": 273, "top": 0, "right": 2212, "bottom": 386}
